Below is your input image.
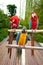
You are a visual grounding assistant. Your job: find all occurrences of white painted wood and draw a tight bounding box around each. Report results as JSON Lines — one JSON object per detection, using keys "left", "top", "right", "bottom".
{"left": 8, "top": 29, "right": 43, "bottom": 33}
{"left": 6, "top": 44, "right": 43, "bottom": 50}
{"left": 21, "top": 49, "right": 25, "bottom": 65}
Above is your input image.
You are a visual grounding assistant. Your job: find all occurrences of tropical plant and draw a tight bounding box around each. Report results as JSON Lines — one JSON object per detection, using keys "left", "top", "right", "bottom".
{"left": 0, "top": 9, "right": 10, "bottom": 28}
{"left": 7, "top": 4, "right": 17, "bottom": 16}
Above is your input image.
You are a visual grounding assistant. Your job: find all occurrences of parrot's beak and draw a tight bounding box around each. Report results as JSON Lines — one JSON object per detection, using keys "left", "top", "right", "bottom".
{"left": 32, "top": 14, "right": 34, "bottom": 18}
{"left": 32, "top": 13, "right": 36, "bottom": 18}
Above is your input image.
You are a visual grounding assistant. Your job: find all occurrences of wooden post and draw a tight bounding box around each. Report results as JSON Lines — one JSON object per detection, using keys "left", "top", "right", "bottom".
{"left": 31, "top": 34, "right": 34, "bottom": 55}
{"left": 8, "top": 32, "right": 14, "bottom": 58}
{"left": 31, "top": 36, "right": 34, "bottom": 55}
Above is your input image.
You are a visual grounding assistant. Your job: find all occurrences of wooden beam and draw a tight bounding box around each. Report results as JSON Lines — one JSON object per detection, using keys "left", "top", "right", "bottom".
{"left": 8, "top": 29, "right": 43, "bottom": 33}
{"left": 31, "top": 35, "right": 34, "bottom": 55}
{"left": 6, "top": 44, "right": 43, "bottom": 50}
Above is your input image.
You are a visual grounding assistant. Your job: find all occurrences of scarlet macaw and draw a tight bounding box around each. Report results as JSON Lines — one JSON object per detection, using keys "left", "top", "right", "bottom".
{"left": 29, "top": 12, "right": 39, "bottom": 55}
{"left": 29, "top": 12, "right": 38, "bottom": 30}
{"left": 8, "top": 15, "right": 20, "bottom": 58}
{"left": 10, "top": 15, "right": 20, "bottom": 29}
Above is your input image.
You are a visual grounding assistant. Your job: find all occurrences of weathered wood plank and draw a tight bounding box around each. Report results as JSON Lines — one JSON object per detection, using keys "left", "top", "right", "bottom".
{"left": 0, "top": 41, "right": 43, "bottom": 65}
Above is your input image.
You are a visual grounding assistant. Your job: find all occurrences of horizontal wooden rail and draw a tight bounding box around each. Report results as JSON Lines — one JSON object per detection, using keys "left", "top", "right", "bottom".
{"left": 8, "top": 29, "right": 43, "bottom": 33}
{"left": 6, "top": 44, "right": 43, "bottom": 50}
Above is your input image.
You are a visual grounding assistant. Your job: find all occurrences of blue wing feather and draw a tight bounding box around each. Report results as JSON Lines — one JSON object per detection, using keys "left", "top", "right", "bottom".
{"left": 29, "top": 20, "right": 32, "bottom": 29}
{"left": 16, "top": 32, "right": 20, "bottom": 44}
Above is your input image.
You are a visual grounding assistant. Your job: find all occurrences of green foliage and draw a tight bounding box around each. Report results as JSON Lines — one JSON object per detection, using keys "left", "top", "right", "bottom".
{"left": 0, "top": 9, "right": 10, "bottom": 41}
{"left": 0, "top": 23, "right": 3, "bottom": 28}
{"left": 7, "top": 4, "right": 17, "bottom": 16}
{"left": 25, "top": 0, "right": 32, "bottom": 19}
{"left": 0, "top": 9, "right": 4, "bottom": 14}
{"left": 0, "top": 28, "right": 8, "bottom": 41}
{"left": 0, "top": 9, "right": 10, "bottom": 28}
{"left": 20, "top": 19, "right": 29, "bottom": 29}
{"left": 34, "top": 33, "right": 43, "bottom": 43}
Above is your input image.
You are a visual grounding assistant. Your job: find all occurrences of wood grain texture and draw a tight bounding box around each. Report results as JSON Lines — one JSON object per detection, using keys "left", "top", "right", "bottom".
{"left": 0, "top": 41, "right": 43, "bottom": 65}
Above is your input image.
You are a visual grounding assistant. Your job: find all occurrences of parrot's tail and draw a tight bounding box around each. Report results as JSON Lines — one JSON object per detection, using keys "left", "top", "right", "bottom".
{"left": 17, "top": 48, "right": 22, "bottom": 58}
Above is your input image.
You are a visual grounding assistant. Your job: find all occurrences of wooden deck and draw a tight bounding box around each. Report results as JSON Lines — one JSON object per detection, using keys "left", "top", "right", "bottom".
{"left": 0, "top": 40, "right": 43, "bottom": 65}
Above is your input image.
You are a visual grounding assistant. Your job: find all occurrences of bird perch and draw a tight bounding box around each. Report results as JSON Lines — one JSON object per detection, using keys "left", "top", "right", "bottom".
{"left": 8, "top": 29, "right": 43, "bottom": 33}
{"left": 6, "top": 44, "right": 43, "bottom": 50}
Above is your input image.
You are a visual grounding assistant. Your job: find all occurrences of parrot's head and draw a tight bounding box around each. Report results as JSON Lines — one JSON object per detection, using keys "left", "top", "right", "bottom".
{"left": 31, "top": 12, "right": 36, "bottom": 18}
{"left": 22, "top": 26, "right": 27, "bottom": 33}
{"left": 31, "top": 11, "right": 38, "bottom": 20}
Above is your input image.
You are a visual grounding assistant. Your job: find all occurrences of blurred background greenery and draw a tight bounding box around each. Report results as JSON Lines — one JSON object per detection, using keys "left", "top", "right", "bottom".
{"left": 0, "top": 0, "right": 43, "bottom": 43}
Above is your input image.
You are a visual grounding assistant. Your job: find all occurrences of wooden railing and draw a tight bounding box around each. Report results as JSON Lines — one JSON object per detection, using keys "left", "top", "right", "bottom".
{"left": 7, "top": 29, "right": 43, "bottom": 56}
{"left": 7, "top": 29, "right": 43, "bottom": 65}
{"left": 6, "top": 44, "right": 43, "bottom": 50}
{"left": 8, "top": 29, "right": 43, "bottom": 33}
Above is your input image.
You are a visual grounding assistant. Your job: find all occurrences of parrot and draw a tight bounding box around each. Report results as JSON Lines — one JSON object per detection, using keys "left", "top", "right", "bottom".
{"left": 29, "top": 12, "right": 38, "bottom": 30}
{"left": 16, "top": 27, "right": 28, "bottom": 59}
{"left": 10, "top": 15, "right": 20, "bottom": 29}
{"left": 29, "top": 12, "right": 39, "bottom": 55}
{"left": 8, "top": 15, "right": 20, "bottom": 58}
